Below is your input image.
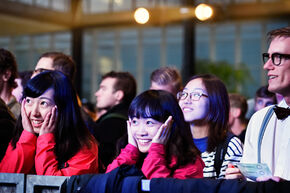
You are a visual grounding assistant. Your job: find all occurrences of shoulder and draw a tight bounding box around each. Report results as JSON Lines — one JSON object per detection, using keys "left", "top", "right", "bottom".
{"left": 227, "top": 136, "right": 243, "bottom": 156}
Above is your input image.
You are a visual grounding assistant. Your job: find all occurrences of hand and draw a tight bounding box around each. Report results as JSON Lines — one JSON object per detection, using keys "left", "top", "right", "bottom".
{"left": 256, "top": 176, "right": 284, "bottom": 182}
{"left": 152, "top": 116, "right": 173, "bottom": 145}
{"left": 39, "top": 106, "right": 57, "bottom": 136}
{"left": 21, "top": 99, "right": 34, "bottom": 134}
{"left": 225, "top": 163, "right": 245, "bottom": 180}
{"left": 127, "top": 120, "right": 137, "bottom": 147}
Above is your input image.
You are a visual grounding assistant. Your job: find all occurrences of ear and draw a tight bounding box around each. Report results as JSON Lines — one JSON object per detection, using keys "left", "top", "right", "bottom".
{"left": 114, "top": 90, "right": 124, "bottom": 102}
{"left": 2, "top": 70, "right": 11, "bottom": 82}
{"left": 232, "top": 108, "right": 241, "bottom": 118}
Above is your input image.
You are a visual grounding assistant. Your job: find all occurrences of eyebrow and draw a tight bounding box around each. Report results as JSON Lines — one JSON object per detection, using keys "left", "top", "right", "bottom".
{"left": 184, "top": 88, "right": 206, "bottom": 92}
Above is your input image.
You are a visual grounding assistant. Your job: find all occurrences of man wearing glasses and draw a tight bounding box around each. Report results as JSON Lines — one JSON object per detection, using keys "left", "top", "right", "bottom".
{"left": 226, "top": 26, "right": 290, "bottom": 181}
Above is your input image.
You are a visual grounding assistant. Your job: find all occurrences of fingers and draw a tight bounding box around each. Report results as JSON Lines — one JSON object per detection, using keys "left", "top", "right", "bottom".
{"left": 21, "top": 99, "right": 34, "bottom": 134}
{"left": 152, "top": 116, "right": 173, "bottom": 144}
{"left": 39, "top": 106, "right": 57, "bottom": 136}
{"left": 127, "top": 119, "right": 137, "bottom": 147}
{"left": 225, "top": 166, "right": 245, "bottom": 180}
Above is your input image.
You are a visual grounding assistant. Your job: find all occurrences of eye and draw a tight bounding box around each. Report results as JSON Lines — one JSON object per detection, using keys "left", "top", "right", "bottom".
{"left": 131, "top": 118, "right": 138, "bottom": 125}
{"left": 40, "top": 100, "right": 49, "bottom": 107}
{"left": 25, "top": 98, "right": 32, "bottom": 104}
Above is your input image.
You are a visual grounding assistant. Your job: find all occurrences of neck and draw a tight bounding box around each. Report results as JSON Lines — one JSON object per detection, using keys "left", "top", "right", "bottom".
{"left": 230, "top": 119, "right": 246, "bottom": 136}
{"left": 0, "top": 85, "right": 12, "bottom": 104}
{"left": 190, "top": 123, "right": 209, "bottom": 139}
{"left": 284, "top": 96, "right": 290, "bottom": 106}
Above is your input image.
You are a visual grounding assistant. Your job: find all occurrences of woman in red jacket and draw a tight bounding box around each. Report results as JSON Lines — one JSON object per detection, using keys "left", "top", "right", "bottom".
{"left": 107, "top": 90, "right": 204, "bottom": 179}
{"left": 0, "top": 71, "right": 98, "bottom": 176}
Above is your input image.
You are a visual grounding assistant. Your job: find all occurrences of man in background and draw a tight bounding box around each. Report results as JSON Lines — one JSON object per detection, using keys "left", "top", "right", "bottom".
{"left": 93, "top": 71, "right": 136, "bottom": 168}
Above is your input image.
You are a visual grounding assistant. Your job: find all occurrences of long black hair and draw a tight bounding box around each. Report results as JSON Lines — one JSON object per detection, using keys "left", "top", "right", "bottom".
{"left": 128, "top": 90, "right": 200, "bottom": 171}
{"left": 11, "top": 71, "right": 94, "bottom": 168}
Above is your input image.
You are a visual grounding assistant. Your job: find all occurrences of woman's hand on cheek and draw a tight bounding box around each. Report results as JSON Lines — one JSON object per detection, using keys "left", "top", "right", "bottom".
{"left": 21, "top": 99, "right": 34, "bottom": 134}
{"left": 39, "top": 106, "right": 57, "bottom": 136}
{"left": 152, "top": 116, "right": 173, "bottom": 145}
{"left": 127, "top": 120, "right": 137, "bottom": 147}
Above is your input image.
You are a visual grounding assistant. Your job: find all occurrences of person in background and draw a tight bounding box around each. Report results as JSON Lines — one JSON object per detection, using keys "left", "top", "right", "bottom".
{"left": 94, "top": 71, "right": 137, "bottom": 168}
{"left": 0, "top": 71, "right": 99, "bottom": 176}
{"left": 12, "top": 70, "right": 33, "bottom": 103}
{"left": 0, "top": 48, "right": 20, "bottom": 118}
{"left": 228, "top": 93, "right": 248, "bottom": 143}
{"left": 107, "top": 90, "right": 204, "bottom": 179}
{"left": 0, "top": 98, "right": 15, "bottom": 162}
{"left": 246, "top": 85, "right": 277, "bottom": 119}
{"left": 150, "top": 66, "right": 183, "bottom": 97}
{"left": 254, "top": 85, "right": 277, "bottom": 112}
{"left": 226, "top": 26, "right": 290, "bottom": 181}
{"left": 178, "top": 74, "right": 243, "bottom": 179}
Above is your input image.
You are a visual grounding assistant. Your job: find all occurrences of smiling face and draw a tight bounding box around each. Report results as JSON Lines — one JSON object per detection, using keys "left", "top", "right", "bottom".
{"left": 178, "top": 78, "right": 209, "bottom": 123}
{"left": 130, "top": 117, "right": 162, "bottom": 153}
{"left": 263, "top": 37, "right": 290, "bottom": 97}
{"left": 24, "top": 88, "right": 55, "bottom": 133}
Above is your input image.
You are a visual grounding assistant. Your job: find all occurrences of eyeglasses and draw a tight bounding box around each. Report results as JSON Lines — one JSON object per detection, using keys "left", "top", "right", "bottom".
{"left": 262, "top": 52, "right": 290, "bottom": 66}
{"left": 177, "top": 91, "right": 208, "bottom": 101}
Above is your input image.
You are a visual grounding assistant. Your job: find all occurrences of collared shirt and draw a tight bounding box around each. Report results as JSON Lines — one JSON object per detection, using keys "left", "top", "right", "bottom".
{"left": 241, "top": 99, "right": 290, "bottom": 180}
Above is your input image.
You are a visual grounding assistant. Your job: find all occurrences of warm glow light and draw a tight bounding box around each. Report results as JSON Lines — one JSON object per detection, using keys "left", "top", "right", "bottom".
{"left": 134, "top": 8, "right": 150, "bottom": 24}
{"left": 195, "top": 3, "right": 213, "bottom": 21}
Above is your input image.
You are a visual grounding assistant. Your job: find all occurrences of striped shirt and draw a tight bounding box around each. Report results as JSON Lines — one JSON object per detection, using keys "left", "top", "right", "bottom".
{"left": 201, "top": 136, "right": 243, "bottom": 179}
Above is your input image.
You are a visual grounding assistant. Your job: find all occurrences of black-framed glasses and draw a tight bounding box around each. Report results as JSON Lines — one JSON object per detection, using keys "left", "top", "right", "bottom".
{"left": 262, "top": 52, "right": 290, "bottom": 66}
{"left": 177, "top": 91, "right": 208, "bottom": 101}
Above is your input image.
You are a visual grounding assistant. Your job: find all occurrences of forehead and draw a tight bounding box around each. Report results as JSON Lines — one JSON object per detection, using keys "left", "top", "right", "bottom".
{"left": 35, "top": 57, "right": 54, "bottom": 70}
{"left": 150, "top": 82, "right": 174, "bottom": 94}
{"left": 184, "top": 78, "right": 206, "bottom": 92}
{"left": 268, "top": 37, "right": 290, "bottom": 54}
{"left": 100, "top": 77, "right": 117, "bottom": 87}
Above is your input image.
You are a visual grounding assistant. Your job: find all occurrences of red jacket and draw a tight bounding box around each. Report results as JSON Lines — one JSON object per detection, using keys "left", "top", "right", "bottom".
{"left": 106, "top": 143, "right": 204, "bottom": 179}
{"left": 0, "top": 130, "right": 99, "bottom": 176}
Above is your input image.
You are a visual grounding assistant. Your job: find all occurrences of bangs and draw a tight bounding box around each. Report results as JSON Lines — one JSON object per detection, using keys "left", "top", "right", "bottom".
{"left": 23, "top": 72, "right": 53, "bottom": 98}
{"left": 128, "top": 91, "right": 170, "bottom": 122}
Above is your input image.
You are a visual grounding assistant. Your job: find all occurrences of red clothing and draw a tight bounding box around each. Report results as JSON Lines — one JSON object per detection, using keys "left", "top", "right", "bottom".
{"left": 106, "top": 143, "right": 204, "bottom": 179}
{"left": 0, "top": 130, "right": 99, "bottom": 176}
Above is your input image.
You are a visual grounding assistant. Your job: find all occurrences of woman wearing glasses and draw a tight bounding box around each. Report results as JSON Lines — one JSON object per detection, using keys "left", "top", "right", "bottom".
{"left": 178, "top": 74, "right": 243, "bottom": 179}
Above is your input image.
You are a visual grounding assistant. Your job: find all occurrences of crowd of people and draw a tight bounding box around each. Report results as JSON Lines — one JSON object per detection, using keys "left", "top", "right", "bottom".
{"left": 0, "top": 26, "right": 289, "bottom": 183}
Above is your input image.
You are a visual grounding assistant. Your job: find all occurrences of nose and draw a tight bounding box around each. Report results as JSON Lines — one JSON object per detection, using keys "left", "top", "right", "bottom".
{"left": 94, "top": 89, "right": 100, "bottom": 97}
{"left": 30, "top": 103, "right": 40, "bottom": 117}
{"left": 137, "top": 125, "right": 148, "bottom": 136}
{"left": 263, "top": 57, "right": 274, "bottom": 71}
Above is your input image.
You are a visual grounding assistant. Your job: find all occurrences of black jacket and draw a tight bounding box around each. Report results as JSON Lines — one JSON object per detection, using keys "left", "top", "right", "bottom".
{"left": 93, "top": 103, "right": 128, "bottom": 168}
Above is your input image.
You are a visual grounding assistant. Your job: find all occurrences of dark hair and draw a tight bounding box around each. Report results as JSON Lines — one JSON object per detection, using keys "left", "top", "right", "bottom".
{"left": 40, "top": 52, "right": 76, "bottom": 82}
{"left": 128, "top": 90, "right": 200, "bottom": 171}
{"left": 12, "top": 71, "right": 93, "bottom": 168}
{"left": 0, "top": 48, "right": 18, "bottom": 89}
{"left": 229, "top": 93, "right": 248, "bottom": 122}
{"left": 187, "top": 74, "right": 229, "bottom": 152}
{"left": 150, "top": 67, "right": 183, "bottom": 95}
{"left": 18, "top": 70, "right": 33, "bottom": 88}
{"left": 102, "top": 71, "right": 137, "bottom": 105}
{"left": 255, "top": 85, "right": 277, "bottom": 103}
{"left": 268, "top": 26, "right": 290, "bottom": 42}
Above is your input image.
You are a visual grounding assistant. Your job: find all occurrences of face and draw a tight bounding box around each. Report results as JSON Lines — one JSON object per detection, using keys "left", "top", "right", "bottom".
{"left": 12, "top": 78, "right": 23, "bottom": 102}
{"left": 24, "top": 88, "right": 55, "bottom": 133}
{"left": 150, "top": 81, "right": 175, "bottom": 95}
{"left": 263, "top": 37, "right": 290, "bottom": 97}
{"left": 254, "top": 97, "right": 275, "bottom": 111}
{"left": 32, "top": 57, "right": 54, "bottom": 78}
{"left": 95, "top": 77, "right": 119, "bottom": 109}
{"left": 178, "top": 78, "right": 209, "bottom": 123}
{"left": 130, "top": 117, "right": 162, "bottom": 153}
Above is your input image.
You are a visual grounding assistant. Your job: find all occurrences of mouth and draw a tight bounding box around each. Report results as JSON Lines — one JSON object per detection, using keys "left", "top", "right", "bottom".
{"left": 268, "top": 75, "right": 278, "bottom": 80}
{"left": 31, "top": 119, "right": 43, "bottom": 128}
{"left": 136, "top": 138, "right": 152, "bottom": 146}
{"left": 182, "top": 107, "right": 193, "bottom": 112}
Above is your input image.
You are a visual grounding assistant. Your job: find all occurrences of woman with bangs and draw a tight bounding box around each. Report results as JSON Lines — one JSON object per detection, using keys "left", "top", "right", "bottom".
{"left": 0, "top": 71, "right": 99, "bottom": 176}
{"left": 178, "top": 74, "right": 243, "bottom": 179}
{"left": 106, "top": 90, "right": 204, "bottom": 179}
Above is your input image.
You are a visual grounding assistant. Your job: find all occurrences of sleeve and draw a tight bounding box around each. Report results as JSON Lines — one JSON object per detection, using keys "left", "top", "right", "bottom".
{"left": 106, "top": 144, "right": 139, "bottom": 173}
{"left": 219, "top": 136, "right": 243, "bottom": 178}
{"left": 142, "top": 143, "right": 205, "bottom": 179}
{"left": 0, "top": 130, "right": 37, "bottom": 173}
{"left": 35, "top": 133, "right": 99, "bottom": 176}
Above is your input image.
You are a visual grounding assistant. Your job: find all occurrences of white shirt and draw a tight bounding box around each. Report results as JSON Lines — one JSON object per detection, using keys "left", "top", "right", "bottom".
{"left": 241, "top": 99, "right": 290, "bottom": 180}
